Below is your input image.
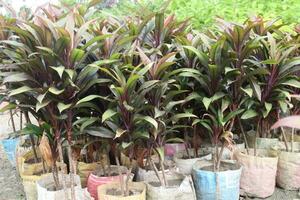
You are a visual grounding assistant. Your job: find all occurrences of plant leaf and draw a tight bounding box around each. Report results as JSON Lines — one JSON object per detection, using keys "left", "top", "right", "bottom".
{"left": 241, "top": 109, "right": 258, "bottom": 120}
{"left": 9, "top": 86, "right": 32, "bottom": 96}
{"left": 102, "top": 109, "right": 117, "bottom": 123}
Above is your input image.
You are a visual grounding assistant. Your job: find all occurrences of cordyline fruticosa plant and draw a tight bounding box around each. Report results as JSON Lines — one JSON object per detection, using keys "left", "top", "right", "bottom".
{"left": 239, "top": 31, "right": 300, "bottom": 155}
{"left": 0, "top": 2, "right": 111, "bottom": 198}
{"left": 175, "top": 31, "right": 243, "bottom": 171}
{"left": 133, "top": 11, "right": 197, "bottom": 186}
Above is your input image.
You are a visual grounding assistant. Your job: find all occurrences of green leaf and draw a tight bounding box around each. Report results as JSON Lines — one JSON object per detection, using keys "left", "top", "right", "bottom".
{"left": 0, "top": 103, "right": 16, "bottom": 112}
{"left": 171, "top": 113, "right": 197, "bottom": 123}
{"left": 102, "top": 109, "right": 117, "bottom": 123}
{"left": 76, "top": 95, "right": 104, "bottom": 105}
{"left": 250, "top": 78, "right": 261, "bottom": 101}
{"left": 80, "top": 117, "right": 98, "bottom": 133}
{"left": 261, "top": 59, "right": 278, "bottom": 65}
{"left": 165, "top": 138, "right": 185, "bottom": 143}
{"left": 193, "top": 119, "right": 212, "bottom": 133}
{"left": 263, "top": 102, "right": 272, "bottom": 118}
{"left": 221, "top": 98, "right": 230, "bottom": 112}
{"left": 202, "top": 97, "right": 212, "bottom": 110}
{"left": 223, "top": 109, "right": 244, "bottom": 123}
{"left": 84, "top": 126, "right": 114, "bottom": 138}
{"left": 114, "top": 128, "right": 127, "bottom": 139}
{"left": 183, "top": 45, "right": 208, "bottom": 67}
{"left": 36, "top": 100, "right": 50, "bottom": 111}
{"left": 50, "top": 66, "right": 65, "bottom": 78}
{"left": 9, "top": 86, "right": 32, "bottom": 96}
{"left": 241, "top": 109, "right": 258, "bottom": 120}
{"left": 281, "top": 79, "right": 300, "bottom": 88}
{"left": 57, "top": 102, "right": 72, "bottom": 113}
{"left": 48, "top": 87, "right": 64, "bottom": 95}
{"left": 3, "top": 73, "right": 30, "bottom": 83}
{"left": 37, "top": 93, "right": 47, "bottom": 103}
{"left": 140, "top": 116, "right": 158, "bottom": 130}
{"left": 71, "top": 48, "right": 85, "bottom": 63}
{"left": 154, "top": 107, "right": 165, "bottom": 118}
{"left": 279, "top": 100, "right": 288, "bottom": 113}
{"left": 241, "top": 87, "right": 253, "bottom": 97}
{"left": 156, "top": 147, "right": 165, "bottom": 161}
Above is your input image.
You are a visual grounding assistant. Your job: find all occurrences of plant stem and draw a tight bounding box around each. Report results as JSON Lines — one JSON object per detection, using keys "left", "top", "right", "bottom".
{"left": 24, "top": 112, "right": 39, "bottom": 163}
{"left": 159, "top": 158, "right": 168, "bottom": 187}
{"left": 52, "top": 162, "right": 60, "bottom": 190}
{"left": 9, "top": 109, "right": 16, "bottom": 132}
{"left": 125, "top": 166, "right": 133, "bottom": 196}
{"left": 291, "top": 128, "right": 294, "bottom": 153}
{"left": 67, "top": 143, "right": 76, "bottom": 200}
{"left": 115, "top": 155, "right": 125, "bottom": 196}
{"left": 238, "top": 118, "right": 249, "bottom": 154}
{"left": 216, "top": 142, "right": 225, "bottom": 171}
{"left": 149, "top": 156, "right": 164, "bottom": 187}
{"left": 280, "top": 127, "right": 289, "bottom": 152}
{"left": 254, "top": 119, "right": 260, "bottom": 157}
{"left": 19, "top": 111, "right": 22, "bottom": 130}
{"left": 58, "top": 141, "right": 69, "bottom": 199}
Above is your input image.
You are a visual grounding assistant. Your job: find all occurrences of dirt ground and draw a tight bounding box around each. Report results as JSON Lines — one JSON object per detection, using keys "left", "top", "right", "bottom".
{"left": 0, "top": 144, "right": 25, "bottom": 200}
{"left": 0, "top": 111, "right": 299, "bottom": 200}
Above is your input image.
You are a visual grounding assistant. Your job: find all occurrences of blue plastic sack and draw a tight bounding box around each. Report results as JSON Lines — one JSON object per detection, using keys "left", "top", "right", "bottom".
{"left": 192, "top": 160, "right": 242, "bottom": 200}
{"left": 1, "top": 138, "right": 20, "bottom": 167}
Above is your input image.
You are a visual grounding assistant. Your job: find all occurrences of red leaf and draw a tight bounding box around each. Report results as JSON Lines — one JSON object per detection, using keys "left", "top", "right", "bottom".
{"left": 271, "top": 115, "right": 300, "bottom": 130}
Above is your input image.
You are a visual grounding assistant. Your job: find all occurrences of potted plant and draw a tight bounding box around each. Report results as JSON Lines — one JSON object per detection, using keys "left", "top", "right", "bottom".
{"left": 95, "top": 60, "right": 153, "bottom": 200}
{"left": 0, "top": 2, "right": 104, "bottom": 199}
{"left": 271, "top": 116, "right": 300, "bottom": 190}
{"left": 191, "top": 94, "right": 243, "bottom": 200}
{"left": 234, "top": 32, "right": 300, "bottom": 198}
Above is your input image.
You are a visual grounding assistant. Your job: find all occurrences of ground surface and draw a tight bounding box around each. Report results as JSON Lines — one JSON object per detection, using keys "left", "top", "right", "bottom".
{"left": 0, "top": 111, "right": 299, "bottom": 200}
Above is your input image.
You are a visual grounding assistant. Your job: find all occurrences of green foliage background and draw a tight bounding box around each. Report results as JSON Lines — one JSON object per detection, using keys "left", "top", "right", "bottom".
{"left": 98, "top": 0, "right": 300, "bottom": 29}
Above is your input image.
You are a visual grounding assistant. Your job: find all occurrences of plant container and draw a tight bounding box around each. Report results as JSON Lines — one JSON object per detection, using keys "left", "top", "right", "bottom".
{"left": 174, "top": 148, "right": 211, "bottom": 175}
{"left": 276, "top": 151, "right": 300, "bottom": 190}
{"left": 87, "top": 165, "right": 128, "bottom": 200}
{"left": 1, "top": 137, "right": 19, "bottom": 166}
{"left": 256, "top": 138, "right": 279, "bottom": 149}
{"left": 97, "top": 182, "right": 146, "bottom": 200}
{"left": 192, "top": 160, "right": 241, "bottom": 200}
{"left": 233, "top": 149, "right": 278, "bottom": 198}
{"left": 77, "top": 161, "right": 102, "bottom": 188}
{"left": 146, "top": 175, "right": 196, "bottom": 200}
{"left": 36, "top": 173, "right": 86, "bottom": 200}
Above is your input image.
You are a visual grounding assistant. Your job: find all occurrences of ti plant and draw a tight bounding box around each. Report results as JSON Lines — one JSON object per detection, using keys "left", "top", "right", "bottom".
{"left": 0, "top": 3, "right": 109, "bottom": 198}
{"left": 242, "top": 33, "right": 300, "bottom": 154}
{"left": 99, "top": 64, "right": 157, "bottom": 196}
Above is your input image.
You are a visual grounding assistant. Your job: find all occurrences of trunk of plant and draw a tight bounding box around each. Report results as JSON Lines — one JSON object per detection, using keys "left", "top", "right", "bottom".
{"left": 115, "top": 155, "right": 125, "bottom": 196}
{"left": 52, "top": 161, "right": 60, "bottom": 190}
{"left": 291, "top": 128, "right": 294, "bottom": 153}
{"left": 67, "top": 143, "right": 76, "bottom": 200}
{"left": 149, "top": 156, "right": 165, "bottom": 187}
{"left": 24, "top": 112, "right": 39, "bottom": 163}
{"left": 58, "top": 141, "right": 69, "bottom": 199}
{"left": 184, "top": 128, "right": 191, "bottom": 159}
{"left": 238, "top": 117, "right": 249, "bottom": 154}
{"left": 125, "top": 166, "right": 133, "bottom": 196}
{"left": 254, "top": 119, "right": 261, "bottom": 157}
{"left": 280, "top": 127, "right": 289, "bottom": 152}
{"left": 213, "top": 144, "right": 219, "bottom": 172}
{"left": 159, "top": 157, "right": 168, "bottom": 187}
{"left": 19, "top": 111, "right": 23, "bottom": 130}
{"left": 9, "top": 109, "right": 16, "bottom": 132}
{"left": 216, "top": 142, "right": 225, "bottom": 171}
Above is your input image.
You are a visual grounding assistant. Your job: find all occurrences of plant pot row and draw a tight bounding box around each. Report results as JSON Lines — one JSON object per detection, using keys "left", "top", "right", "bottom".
{"left": 15, "top": 141, "right": 300, "bottom": 200}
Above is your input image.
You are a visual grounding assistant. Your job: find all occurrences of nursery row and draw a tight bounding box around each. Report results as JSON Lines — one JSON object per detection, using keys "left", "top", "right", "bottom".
{"left": 0, "top": 1, "right": 300, "bottom": 200}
